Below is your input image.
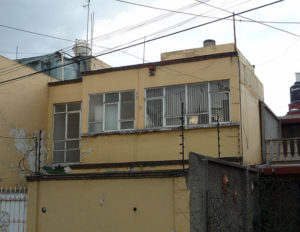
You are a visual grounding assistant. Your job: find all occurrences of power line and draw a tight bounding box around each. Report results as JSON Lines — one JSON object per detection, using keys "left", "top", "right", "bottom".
{"left": 0, "top": 135, "right": 34, "bottom": 140}
{"left": 0, "top": 24, "right": 74, "bottom": 42}
{"left": 116, "top": 0, "right": 300, "bottom": 25}
{"left": 116, "top": 0, "right": 211, "bottom": 18}
{"left": 194, "top": 0, "right": 300, "bottom": 38}
{"left": 0, "top": 0, "right": 283, "bottom": 86}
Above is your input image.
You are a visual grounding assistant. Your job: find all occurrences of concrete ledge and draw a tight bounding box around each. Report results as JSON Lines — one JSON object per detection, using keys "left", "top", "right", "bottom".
{"left": 82, "top": 122, "right": 240, "bottom": 137}
{"left": 26, "top": 169, "right": 188, "bottom": 181}
{"left": 70, "top": 159, "right": 188, "bottom": 170}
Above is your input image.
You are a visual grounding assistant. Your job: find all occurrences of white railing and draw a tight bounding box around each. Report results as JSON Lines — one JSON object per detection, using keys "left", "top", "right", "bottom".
{"left": 0, "top": 187, "right": 27, "bottom": 232}
{"left": 266, "top": 138, "right": 300, "bottom": 164}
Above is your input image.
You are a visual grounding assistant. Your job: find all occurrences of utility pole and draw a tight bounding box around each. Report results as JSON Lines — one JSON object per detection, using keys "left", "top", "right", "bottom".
{"left": 16, "top": 45, "right": 18, "bottom": 60}
{"left": 233, "top": 12, "right": 237, "bottom": 51}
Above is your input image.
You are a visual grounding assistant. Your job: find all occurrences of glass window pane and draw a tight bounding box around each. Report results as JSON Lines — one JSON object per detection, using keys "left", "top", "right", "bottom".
{"left": 146, "top": 88, "right": 163, "bottom": 98}
{"left": 187, "top": 83, "right": 208, "bottom": 114}
{"left": 66, "top": 150, "right": 80, "bottom": 163}
{"left": 121, "top": 91, "right": 135, "bottom": 120}
{"left": 54, "top": 141, "right": 65, "bottom": 150}
{"left": 55, "top": 104, "right": 66, "bottom": 113}
{"left": 121, "top": 91, "right": 134, "bottom": 101}
{"left": 188, "top": 114, "right": 209, "bottom": 125}
{"left": 105, "top": 104, "right": 118, "bottom": 130}
{"left": 54, "top": 114, "right": 65, "bottom": 140}
{"left": 67, "top": 113, "right": 80, "bottom": 138}
{"left": 165, "top": 86, "right": 185, "bottom": 117}
{"left": 146, "top": 99, "right": 163, "bottom": 128}
{"left": 210, "top": 80, "right": 230, "bottom": 92}
{"left": 120, "top": 121, "right": 134, "bottom": 129}
{"left": 53, "top": 151, "right": 64, "bottom": 163}
{"left": 166, "top": 117, "right": 181, "bottom": 126}
{"left": 67, "top": 102, "right": 81, "bottom": 111}
{"left": 89, "top": 122, "right": 103, "bottom": 133}
{"left": 105, "top": 93, "right": 119, "bottom": 103}
{"left": 66, "top": 140, "right": 79, "bottom": 150}
{"left": 89, "top": 95, "right": 103, "bottom": 123}
{"left": 211, "top": 92, "right": 230, "bottom": 122}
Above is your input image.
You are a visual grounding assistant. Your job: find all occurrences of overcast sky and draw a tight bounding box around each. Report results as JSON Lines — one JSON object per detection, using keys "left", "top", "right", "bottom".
{"left": 0, "top": 0, "right": 300, "bottom": 116}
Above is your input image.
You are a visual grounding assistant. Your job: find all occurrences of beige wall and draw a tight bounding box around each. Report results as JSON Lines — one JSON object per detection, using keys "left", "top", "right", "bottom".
{"left": 0, "top": 56, "right": 52, "bottom": 186}
{"left": 47, "top": 55, "right": 242, "bottom": 165}
{"left": 90, "top": 57, "right": 111, "bottom": 70}
{"left": 80, "top": 126, "right": 239, "bottom": 164}
{"left": 238, "top": 52, "right": 264, "bottom": 164}
{"left": 27, "top": 177, "right": 189, "bottom": 232}
{"left": 161, "top": 43, "right": 236, "bottom": 60}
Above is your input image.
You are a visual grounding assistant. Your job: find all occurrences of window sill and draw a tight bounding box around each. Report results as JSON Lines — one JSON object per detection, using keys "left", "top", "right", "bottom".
{"left": 81, "top": 122, "right": 240, "bottom": 137}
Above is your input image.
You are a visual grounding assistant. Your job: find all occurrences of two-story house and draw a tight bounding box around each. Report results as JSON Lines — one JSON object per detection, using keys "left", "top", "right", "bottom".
{"left": 24, "top": 40, "right": 264, "bottom": 232}
{"left": 0, "top": 39, "right": 265, "bottom": 231}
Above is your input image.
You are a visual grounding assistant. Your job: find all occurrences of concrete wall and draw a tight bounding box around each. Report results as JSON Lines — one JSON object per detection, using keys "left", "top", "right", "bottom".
{"left": 238, "top": 52, "right": 264, "bottom": 165}
{"left": 27, "top": 176, "right": 189, "bottom": 232}
{"left": 47, "top": 54, "right": 244, "bottom": 166}
{"left": 188, "top": 153, "right": 258, "bottom": 232}
{"left": 0, "top": 56, "right": 52, "bottom": 187}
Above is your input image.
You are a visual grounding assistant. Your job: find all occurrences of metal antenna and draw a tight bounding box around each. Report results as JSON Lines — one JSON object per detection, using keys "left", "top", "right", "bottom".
{"left": 83, "top": 0, "right": 91, "bottom": 54}
{"left": 180, "top": 101, "right": 185, "bottom": 170}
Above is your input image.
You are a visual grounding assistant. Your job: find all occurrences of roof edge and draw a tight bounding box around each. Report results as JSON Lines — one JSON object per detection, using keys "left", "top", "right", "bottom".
{"left": 82, "top": 51, "right": 238, "bottom": 76}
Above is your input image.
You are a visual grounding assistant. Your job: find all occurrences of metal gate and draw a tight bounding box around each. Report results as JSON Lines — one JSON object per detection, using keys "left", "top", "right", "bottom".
{"left": 258, "top": 176, "right": 300, "bottom": 232}
{"left": 0, "top": 187, "right": 27, "bottom": 232}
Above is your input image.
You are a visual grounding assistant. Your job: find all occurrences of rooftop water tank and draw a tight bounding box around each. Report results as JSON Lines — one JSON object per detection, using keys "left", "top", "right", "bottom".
{"left": 290, "top": 73, "right": 300, "bottom": 103}
{"left": 203, "top": 39, "right": 216, "bottom": 47}
{"left": 72, "top": 40, "right": 91, "bottom": 57}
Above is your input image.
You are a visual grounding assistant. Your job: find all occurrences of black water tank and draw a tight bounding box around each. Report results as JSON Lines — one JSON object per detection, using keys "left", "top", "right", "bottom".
{"left": 290, "top": 73, "right": 300, "bottom": 103}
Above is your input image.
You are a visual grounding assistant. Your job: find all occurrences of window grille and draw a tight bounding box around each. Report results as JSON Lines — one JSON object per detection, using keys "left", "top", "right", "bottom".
{"left": 145, "top": 80, "right": 230, "bottom": 128}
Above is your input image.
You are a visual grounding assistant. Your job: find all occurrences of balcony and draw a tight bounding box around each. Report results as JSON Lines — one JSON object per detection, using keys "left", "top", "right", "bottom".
{"left": 265, "top": 138, "right": 300, "bottom": 164}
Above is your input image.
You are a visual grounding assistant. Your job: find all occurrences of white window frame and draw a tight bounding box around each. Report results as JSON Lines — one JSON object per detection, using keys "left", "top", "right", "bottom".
{"left": 88, "top": 90, "right": 135, "bottom": 132}
{"left": 53, "top": 102, "right": 81, "bottom": 164}
{"left": 145, "top": 80, "right": 230, "bottom": 128}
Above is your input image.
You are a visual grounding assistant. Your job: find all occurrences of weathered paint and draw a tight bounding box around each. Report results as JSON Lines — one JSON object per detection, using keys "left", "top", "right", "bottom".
{"left": 26, "top": 176, "right": 189, "bottom": 232}
{"left": 46, "top": 43, "right": 263, "bottom": 166}
{"left": 0, "top": 56, "right": 51, "bottom": 186}
{"left": 238, "top": 52, "right": 264, "bottom": 164}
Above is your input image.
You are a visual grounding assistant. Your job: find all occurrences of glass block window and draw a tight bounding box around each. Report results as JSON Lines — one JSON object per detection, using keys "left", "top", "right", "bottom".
{"left": 53, "top": 102, "right": 81, "bottom": 164}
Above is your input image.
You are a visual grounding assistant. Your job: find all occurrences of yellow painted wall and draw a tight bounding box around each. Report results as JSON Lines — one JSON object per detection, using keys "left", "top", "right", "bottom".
{"left": 81, "top": 57, "right": 240, "bottom": 132}
{"left": 46, "top": 44, "right": 264, "bottom": 165}
{"left": 0, "top": 56, "right": 52, "bottom": 186}
{"left": 161, "top": 43, "right": 236, "bottom": 60}
{"left": 47, "top": 55, "right": 242, "bottom": 164}
{"left": 27, "top": 177, "right": 189, "bottom": 232}
{"left": 80, "top": 126, "right": 239, "bottom": 164}
{"left": 238, "top": 52, "right": 264, "bottom": 165}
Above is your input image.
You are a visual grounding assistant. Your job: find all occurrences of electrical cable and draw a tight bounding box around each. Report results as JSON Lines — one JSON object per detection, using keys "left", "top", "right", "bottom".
{"left": 0, "top": 0, "right": 283, "bottom": 86}
{"left": 0, "top": 24, "right": 74, "bottom": 42}
{"left": 116, "top": 0, "right": 300, "bottom": 25}
{"left": 0, "top": 135, "right": 34, "bottom": 140}
{"left": 194, "top": 0, "right": 300, "bottom": 38}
